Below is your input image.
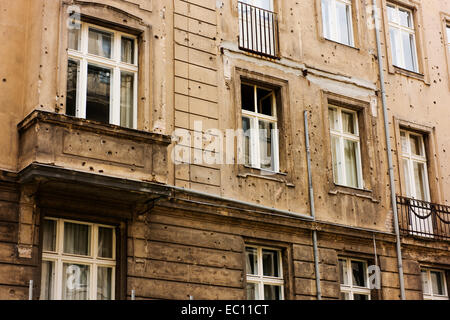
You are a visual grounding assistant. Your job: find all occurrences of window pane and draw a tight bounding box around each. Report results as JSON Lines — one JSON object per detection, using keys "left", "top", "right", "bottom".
{"left": 86, "top": 64, "right": 111, "bottom": 124}
{"left": 447, "top": 26, "right": 450, "bottom": 46}
{"left": 252, "top": 0, "right": 272, "bottom": 10}
{"left": 242, "top": 117, "right": 251, "bottom": 166}
{"left": 121, "top": 37, "right": 135, "bottom": 64}
{"left": 421, "top": 270, "right": 430, "bottom": 294}
{"left": 241, "top": 84, "right": 255, "bottom": 112}
{"left": 42, "top": 219, "right": 56, "bottom": 252}
{"left": 413, "top": 162, "right": 426, "bottom": 200}
{"left": 321, "top": 0, "right": 331, "bottom": 39}
{"left": 64, "top": 222, "right": 91, "bottom": 256}
{"left": 68, "top": 27, "right": 80, "bottom": 51}
{"left": 336, "top": 1, "right": 351, "bottom": 45}
{"left": 62, "top": 263, "right": 90, "bottom": 300}
{"left": 328, "top": 108, "right": 338, "bottom": 131}
{"left": 409, "top": 135, "right": 422, "bottom": 156}
{"left": 331, "top": 135, "right": 340, "bottom": 184}
{"left": 354, "top": 294, "right": 369, "bottom": 300}
{"left": 66, "top": 59, "right": 79, "bottom": 117}
{"left": 262, "top": 249, "right": 280, "bottom": 277}
{"left": 431, "top": 271, "right": 444, "bottom": 296}
{"left": 387, "top": 5, "right": 396, "bottom": 23}
{"left": 245, "top": 247, "right": 258, "bottom": 275}
{"left": 351, "top": 261, "right": 366, "bottom": 287}
{"left": 98, "top": 227, "right": 113, "bottom": 258}
{"left": 403, "top": 159, "right": 412, "bottom": 197}
{"left": 257, "top": 87, "right": 274, "bottom": 116}
{"left": 263, "top": 285, "right": 281, "bottom": 300}
{"left": 88, "top": 28, "right": 112, "bottom": 58}
{"left": 398, "top": 9, "right": 411, "bottom": 28}
{"left": 400, "top": 131, "right": 408, "bottom": 155}
{"left": 259, "top": 120, "right": 273, "bottom": 170}
{"left": 120, "top": 72, "right": 134, "bottom": 128}
{"left": 341, "top": 111, "right": 355, "bottom": 134}
{"left": 97, "top": 267, "right": 113, "bottom": 300}
{"left": 402, "top": 31, "right": 416, "bottom": 71}
{"left": 340, "top": 292, "right": 350, "bottom": 300}
{"left": 344, "top": 139, "right": 359, "bottom": 188}
{"left": 40, "top": 261, "right": 55, "bottom": 300}
{"left": 246, "top": 282, "right": 258, "bottom": 300}
{"left": 390, "top": 28, "right": 399, "bottom": 66}
{"left": 339, "top": 259, "right": 348, "bottom": 285}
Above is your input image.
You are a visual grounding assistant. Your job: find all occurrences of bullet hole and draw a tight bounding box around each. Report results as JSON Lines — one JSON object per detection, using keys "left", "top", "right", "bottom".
{"left": 89, "top": 167, "right": 94, "bottom": 171}
{"left": 2, "top": 78, "right": 6, "bottom": 82}
{"left": 82, "top": 162, "right": 86, "bottom": 166}
{"left": 154, "top": 35, "right": 159, "bottom": 39}
{"left": 107, "top": 151, "right": 112, "bottom": 156}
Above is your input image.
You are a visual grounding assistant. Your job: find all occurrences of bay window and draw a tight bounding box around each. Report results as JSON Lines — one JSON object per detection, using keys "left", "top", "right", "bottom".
{"left": 66, "top": 22, "right": 138, "bottom": 128}
{"left": 40, "top": 218, "right": 116, "bottom": 300}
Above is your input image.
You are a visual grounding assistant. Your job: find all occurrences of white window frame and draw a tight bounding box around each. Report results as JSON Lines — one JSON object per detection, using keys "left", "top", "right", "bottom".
{"left": 321, "top": 0, "right": 355, "bottom": 46}
{"left": 40, "top": 218, "right": 116, "bottom": 300}
{"left": 339, "top": 257, "right": 371, "bottom": 300}
{"left": 245, "top": 245, "right": 284, "bottom": 300}
{"left": 387, "top": 3, "right": 418, "bottom": 72}
{"left": 446, "top": 24, "right": 450, "bottom": 52}
{"left": 421, "top": 268, "right": 449, "bottom": 300}
{"left": 67, "top": 22, "right": 138, "bottom": 129}
{"left": 328, "top": 105, "right": 363, "bottom": 189}
{"left": 241, "top": 83, "right": 280, "bottom": 172}
{"left": 400, "top": 130, "right": 430, "bottom": 201}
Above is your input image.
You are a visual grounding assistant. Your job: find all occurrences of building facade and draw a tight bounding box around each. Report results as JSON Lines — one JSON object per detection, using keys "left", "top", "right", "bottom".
{"left": 0, "top": 0, "right": 449, "bottom": 300}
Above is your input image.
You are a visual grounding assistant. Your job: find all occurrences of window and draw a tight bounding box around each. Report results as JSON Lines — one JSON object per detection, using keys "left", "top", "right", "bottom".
{"left": 241, "top": 83, "right": 280, "bottom": 172}
{"left": 400, "top": 130, "right": 430, "bottom": 201}
{"left": 339, "top": 258, "right": 370, "bottom": 300}
{"left": 66, "top": 22, "right": 138, "bottom": 128}
{"left": 245, "top": 246, "right": 284, "bottom": 300}
{"left": 387, "top": 3, "right": 418, "bottom": 72}
{"left": 447, "top": 24, "right": 450, "bottom": 51}
{"left": 328, "top": 106, "right": 363, "bottom": 188}
{"left": 40, "top": 218, "right": 116, "bottom": 300}
{"left": 421, "top": 268, "right": 449, "bottom": 300}
{"left": 321, "top": 0, "right": 354, "bottom": 46}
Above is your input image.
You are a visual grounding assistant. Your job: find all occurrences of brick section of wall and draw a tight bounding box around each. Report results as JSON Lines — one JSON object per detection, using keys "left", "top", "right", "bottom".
{"left": 174, "top": 0, "right": 221, "bottom": 194}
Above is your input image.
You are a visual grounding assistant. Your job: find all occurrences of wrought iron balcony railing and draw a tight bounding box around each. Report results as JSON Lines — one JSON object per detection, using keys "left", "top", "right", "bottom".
{"left": 396, "top": 196, "right": 450, "bottom": 241}
{"left": 238, "top": 1, "right": 279, "bottom": 58}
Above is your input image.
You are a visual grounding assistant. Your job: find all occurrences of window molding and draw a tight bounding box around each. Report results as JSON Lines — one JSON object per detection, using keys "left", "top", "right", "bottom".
{"left": 233, "top": 68, "right": 295, "bottom": 185}
{"left": 381, "top": 0, "right": 430, "bottom": 84}
{"left": 440, "top": 12, "right": 450, "bottom": 90}
{"left": 315, "top": 0, "right": 363, "bottom": 50}
{"left": 58, "top": 2, "right": 153, "bottom": 131}
{"left": 322, "top": 92, "right": 379, "bottom": 201}
{"left": 393, "top": 117, "right": 444, "bottom": 205}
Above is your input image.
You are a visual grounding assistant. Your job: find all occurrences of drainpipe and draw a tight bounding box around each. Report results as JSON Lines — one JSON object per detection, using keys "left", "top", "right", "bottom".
{"left": 304, "top": 111, "right": 322, "bottom": 300}
{"left": 371, "top": 0, "right": 405, "bottom": 300}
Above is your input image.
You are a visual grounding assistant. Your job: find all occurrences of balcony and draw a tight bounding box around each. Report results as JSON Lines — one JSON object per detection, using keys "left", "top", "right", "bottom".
{"left": 238, "top": 1, "right": 279, "bottom": 59}
{"left": 396, "top": 196, "right": 450, "bottom": 241}
{"left": 17, "top": 111, "right": 171, "bottom": 184}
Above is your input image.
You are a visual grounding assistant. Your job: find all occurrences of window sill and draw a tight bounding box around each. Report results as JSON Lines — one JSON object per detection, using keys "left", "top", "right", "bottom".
{"left": 393, "top": 66, "right": 425, "bottom": 81}
{"left": 329, "top": 184, "right": 379, "bottom": 203}
{"left": 238, "top": 165, "right": 294, "bottom": 187}
{"left": 322, "top": 37, "right": 360, "bottom": 51}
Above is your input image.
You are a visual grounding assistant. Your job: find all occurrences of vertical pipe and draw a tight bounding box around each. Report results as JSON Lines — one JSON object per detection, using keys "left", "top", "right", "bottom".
{"left": 28, "top": 280, "right": 33, "bottom": 300}
{"left": 304, "top": 110, "right": 322, "bottom": 300}
{"left": 371, "top": 0, "right": 406, "bottom": 300}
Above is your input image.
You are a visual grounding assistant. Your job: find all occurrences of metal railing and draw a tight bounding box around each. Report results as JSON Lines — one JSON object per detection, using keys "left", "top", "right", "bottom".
{"left": 238, "top": 1, "right": 279, "bottom": 58}
{"left": 396, "top": 195, "right": 450, "bottom": 241}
